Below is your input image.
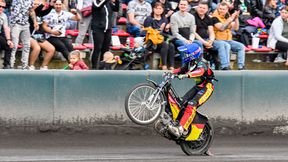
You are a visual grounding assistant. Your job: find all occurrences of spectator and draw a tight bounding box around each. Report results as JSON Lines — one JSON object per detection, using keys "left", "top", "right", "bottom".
{"left": 68, "top": 50, "right": 89, "bottom": 70}
{"left": 170, "top": 0, "right": 202, "bottom": 53}
{"left": 194, "top": 1, "right": 231, "bottom": 70}
{"left": 29, "top": 0, "right": 55, "bottom": 70}
{"left": 144, "top": 2, "right": 175, "bottom": 70}
{"left": 99, "top": 51, "right": 120, "bottom": 70}
{"left": 263, "top": 0, "right": 278, "bottom": 29}
{"left": 152, "top": 0, "right": 174, "bottom": 20}
{"left": 212, "top": 2, "right": 246, "bottom": 70}
{"left": 42, "top": 0, "right": 81, "bottom": 62}
{"left": 0, "top": 1, "right": 14, "bottom": 69}
{"left": 126, "top": 0, "right": 152, "bottom": 37}
{"left": 250, "top": 0, "right": 264, "bottom": 18}
{"left": 75, "top": 0, "right": 93, "bottom": 44}
{"left": 267, "top": 5, "right": 288, "bottom": 65}
{"left": 9, "top": 0, "right": 38, "bottom": 69}
{"left": 91, "top": 0, "right": 119, "bottom": 69}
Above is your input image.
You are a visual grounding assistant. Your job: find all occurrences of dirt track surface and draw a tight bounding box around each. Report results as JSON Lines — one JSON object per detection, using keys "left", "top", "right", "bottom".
{"left": 0, "top": 133, "right": 288, "bottom": 162}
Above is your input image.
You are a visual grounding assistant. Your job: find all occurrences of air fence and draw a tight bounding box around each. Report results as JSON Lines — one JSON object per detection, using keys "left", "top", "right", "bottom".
{"left": 0, "top": 70, "right": 288, "bottom": 135}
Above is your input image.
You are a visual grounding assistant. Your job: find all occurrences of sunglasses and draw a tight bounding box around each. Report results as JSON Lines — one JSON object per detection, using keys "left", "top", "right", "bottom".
{"left": 0, "top": 5, "right": 5, "bottom": 8}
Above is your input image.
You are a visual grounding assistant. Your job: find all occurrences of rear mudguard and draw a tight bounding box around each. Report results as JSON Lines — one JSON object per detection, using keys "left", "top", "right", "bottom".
{"left": 185, "top": 112, "right": 208, "bottom": 141}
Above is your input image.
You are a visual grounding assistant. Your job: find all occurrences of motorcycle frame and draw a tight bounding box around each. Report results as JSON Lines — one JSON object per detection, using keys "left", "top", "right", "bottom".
{"left": 147, "top": 76, "right": 208, "bottom": 141}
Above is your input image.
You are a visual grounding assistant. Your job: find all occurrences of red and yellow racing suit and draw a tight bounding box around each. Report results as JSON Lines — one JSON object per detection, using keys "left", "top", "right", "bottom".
{"left": 172, "top": 60, "right": 215, "bottom": 130}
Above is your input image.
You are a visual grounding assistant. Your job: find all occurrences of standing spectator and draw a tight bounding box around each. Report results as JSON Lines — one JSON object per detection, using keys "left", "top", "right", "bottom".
{"left": 42, "top": 0, "right": 81, "bottom": 62}
{"left": 0, "top": 1, "right": 14, "bottom": 69}
{"left": 212, "top": 2, "right": 246, "bottom": 70}
{"left": 126, "top": 0, "right": 152, "bottom": 37}
{"left": 144, "top": 2, "right": 175, "bottom": 70}
{"left": 91, "top": 0, "right": 119, "bottom": 69}
{"left": 194, "top": 1, "right": 231, "bottom": 70}
{"left": 29, "top": 0, "right": 55, "bottom": 70}
{"left": 75, "top": 0, "right": 93, "bottom": 44}
{"left": 9, "top": 0, "right": 38, "bottom": 69}
{"left": 263, "top": 0, "right": 278, "bottom": 29}
{"left": 170, "top": 0, "right": 202, "bottom": 52}
{"left": 267, "top": 5, "right": 288, "bottom": 65}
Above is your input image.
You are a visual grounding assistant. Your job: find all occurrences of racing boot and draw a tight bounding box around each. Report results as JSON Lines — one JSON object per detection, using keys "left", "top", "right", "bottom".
{"left": 168, "top": 124, "right": 184, "bottom": 138}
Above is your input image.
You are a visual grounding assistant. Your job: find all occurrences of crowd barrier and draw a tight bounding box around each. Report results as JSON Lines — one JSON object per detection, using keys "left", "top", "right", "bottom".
{"left": 0, "top": 70, "right": 288, "bottom": 135}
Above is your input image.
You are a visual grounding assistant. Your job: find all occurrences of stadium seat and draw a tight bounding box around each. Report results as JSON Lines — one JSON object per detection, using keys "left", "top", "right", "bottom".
{"left": 112, "top": 29, "right": 130, "bottom": 37}
{"left": 110, "top": 44, "right": 126, "bottom": 50}
{"left": 252, "top": 46, "right": 273, "bottom": 52}
{"left": 83, "top": 43, "right": 94, "bottom": 49}
{"left": 258, "top": 34, "right": 268, "bottom": 39}
{"left": 66, "top": 30, "right": 79, "bottom": 37}
{"left": 121, "top": 4, "right": 127, "bottom": 10}
{"left": 73, "top": 44, "right": 87, "bottom": 50}
{"left": 118, "top": 17, "right": 127, "bottom": 25}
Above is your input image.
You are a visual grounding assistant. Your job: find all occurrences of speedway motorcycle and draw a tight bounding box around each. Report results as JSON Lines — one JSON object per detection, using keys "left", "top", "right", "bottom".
{"left": 125, "top": 72, "right": 214, "bottom": 155}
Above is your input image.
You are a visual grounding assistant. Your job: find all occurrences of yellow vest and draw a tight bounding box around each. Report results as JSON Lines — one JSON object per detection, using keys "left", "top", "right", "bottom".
{"left": 212, "top": 11, "right": 232, "bottom": 40}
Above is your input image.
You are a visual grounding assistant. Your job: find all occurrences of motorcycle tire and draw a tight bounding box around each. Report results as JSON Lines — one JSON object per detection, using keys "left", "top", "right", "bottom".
{"left": 125, "top": 83, "right": 164, "bottom": 125}
{"left": 179, "top": 121, "right": 214, "bottom": 155}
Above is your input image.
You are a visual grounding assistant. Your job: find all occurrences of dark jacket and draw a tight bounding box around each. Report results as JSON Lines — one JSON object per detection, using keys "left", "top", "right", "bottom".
{"left": 29, "top": 4, "right": 54, "bottom": 35}
{"left": 91, "top": 0, "right": 119, "bottom": 32}
{"left": 262, "top": 5, "right": 277, "bottom": 28}
{"left": 250, "top": 0, "right": 263, "bottom": 17}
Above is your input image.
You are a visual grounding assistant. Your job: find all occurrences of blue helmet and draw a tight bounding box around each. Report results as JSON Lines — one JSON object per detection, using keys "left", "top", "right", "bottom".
{"left": 177, "top": 43, "right": 202, "bottom": 63}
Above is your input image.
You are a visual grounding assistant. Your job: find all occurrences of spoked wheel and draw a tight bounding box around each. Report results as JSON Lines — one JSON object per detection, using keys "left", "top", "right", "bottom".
{"left": 180, "top": 121, "right": 214, "bottom": 155}
{"left": 125, "top": 83, "right": 164, "bottom": 125}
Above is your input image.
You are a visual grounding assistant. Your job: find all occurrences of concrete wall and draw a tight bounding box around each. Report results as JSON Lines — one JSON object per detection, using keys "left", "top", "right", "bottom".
{"left": 0, "top": 70, "right": 288, "bottom": 135}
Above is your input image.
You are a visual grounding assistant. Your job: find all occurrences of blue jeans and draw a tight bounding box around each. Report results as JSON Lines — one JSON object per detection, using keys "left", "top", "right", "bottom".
{"left": 126, "top": 24, "right": 141, "bottom": 37}
{"left": 225, "top": 40, "right": 246, "bottom": 69}
{"left": 212, "top": 40, "right": 231, "bottom": 69}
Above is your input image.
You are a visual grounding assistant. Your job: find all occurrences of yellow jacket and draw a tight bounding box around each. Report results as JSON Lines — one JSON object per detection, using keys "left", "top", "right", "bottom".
{"left": 212, "top": 11, "right": 232, "bottom": 40}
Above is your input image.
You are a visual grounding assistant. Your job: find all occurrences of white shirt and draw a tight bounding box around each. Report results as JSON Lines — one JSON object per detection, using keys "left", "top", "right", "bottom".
{"left": 43, "top": 9, "right": 74, "bottom": 38}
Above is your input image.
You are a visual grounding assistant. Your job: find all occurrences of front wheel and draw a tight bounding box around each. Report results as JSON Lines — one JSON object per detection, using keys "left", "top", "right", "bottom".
{"left": 179, "top": 121, "right": 214, "bottom": 155}
{"left": 125, "top": 83, "right": 164, "bottom": 125}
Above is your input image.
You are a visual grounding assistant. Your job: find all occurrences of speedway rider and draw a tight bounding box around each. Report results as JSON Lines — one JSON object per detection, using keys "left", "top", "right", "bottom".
{"left": 168, "top": 43, "right": 216, "bottom": 138}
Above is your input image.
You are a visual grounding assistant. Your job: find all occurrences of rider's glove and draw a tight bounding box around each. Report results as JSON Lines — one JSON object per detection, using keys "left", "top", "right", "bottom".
{"left": 178, "top": 74, "right": 188, "bottom": 80}
{"left": 172, "top": 68, "right": 181, "bottom": 74}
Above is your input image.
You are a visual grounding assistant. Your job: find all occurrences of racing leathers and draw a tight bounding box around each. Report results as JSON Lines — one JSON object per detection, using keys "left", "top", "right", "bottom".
{"left": 172, "top": 59, "right": 215, "bottom": 132}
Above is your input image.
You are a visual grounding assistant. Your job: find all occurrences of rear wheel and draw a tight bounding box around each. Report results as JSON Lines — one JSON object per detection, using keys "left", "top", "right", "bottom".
{"left": 179, "top": 121, "right": 214, "bottom": 155}
{"left": 125, "top": 83, "right": 164, "bottom": 125}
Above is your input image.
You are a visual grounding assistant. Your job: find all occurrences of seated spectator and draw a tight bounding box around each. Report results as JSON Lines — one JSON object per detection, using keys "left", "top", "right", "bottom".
{"left": 152, "top": 0, "right": 175, "bottom": 20}
{"left": 267, "top": 5, "right": 288, "bottom": 65}
{"left": 0, "top": 1, "right": 14, "bottom": 69}
{"left": 42, "top": 0, "right": 81, "bottom": 62}
{"left": 170, "top": 0, "right": 202, "bottom": 53}
{"left": 126, "top": 0, "right": 152, "bottom": 37}
{"left": 263, "top": 0, "right": 278, "bottom": 29}
{"left": 194, "top": 1, "right": 230, "bottom": 70}
{"left": 144, "top": 2, "right": 175, "bottom": 70}
{"left": 68, "top": 50, "right": 89, "bottom": 70}
{"left": 29, "top": 0, "right": 55, "bottom": 70}
{"left": 250, "top": 0, "right": 263, "bottom": 18}
{"left": 212, "top": 2, "right": 246, "bottom": 70}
